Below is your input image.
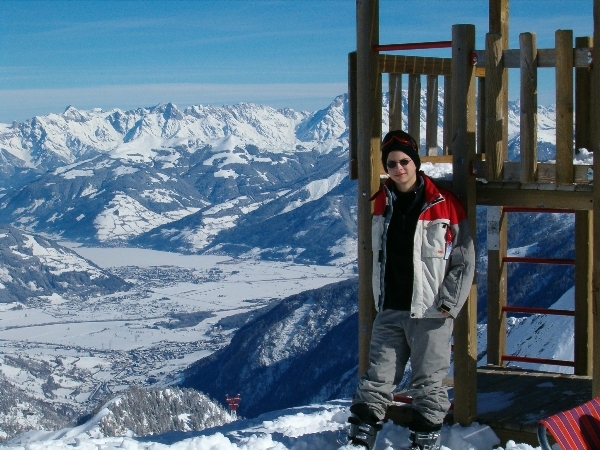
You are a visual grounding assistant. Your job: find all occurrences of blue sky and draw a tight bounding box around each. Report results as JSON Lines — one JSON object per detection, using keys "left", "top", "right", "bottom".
{"left": 0, "top": 0, "right": 593, "bottom": 123}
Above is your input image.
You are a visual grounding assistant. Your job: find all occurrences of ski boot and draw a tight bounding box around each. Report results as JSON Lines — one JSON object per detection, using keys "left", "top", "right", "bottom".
{"left": 347, "top": 415, "right": 382, "bottom": 449}
{"left": 407, "top": 429, "right": 441, "bottom": 450}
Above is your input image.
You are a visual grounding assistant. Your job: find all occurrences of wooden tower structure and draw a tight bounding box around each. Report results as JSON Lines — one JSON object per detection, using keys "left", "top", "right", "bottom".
{"left": 350, "top": 0, "right": 600, "bottom": 445}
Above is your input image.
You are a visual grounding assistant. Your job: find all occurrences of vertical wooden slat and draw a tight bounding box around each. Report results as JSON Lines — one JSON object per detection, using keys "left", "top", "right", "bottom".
{"left": 520, "top": 32, "right": 538, "bottom": 183}
{"left": 486, "top": 206, "right": 508, "bottom": 366}
{"left": 485, "top": 33, "right": 506, "bottom": 181}
{"left": 389, "top": 74, "right": 403, "bottom": 131}
{"left": 489, "top": 0, "right": 509, "bottom": 46}
{"left": 356, "top": 0, "right": 380, "bottom": 376}
{"left": 555, "top": 30, "right": 574, "bottom": 185}
{"left": 489, "top": 0, "right": 509, "bottom": 174}
{"left": 573, "top": 64, "right": 591, "bottom": 398}
{"left": 592, "top": 0, "right": 600, "bottom": 399}
{"left": 451, "top": 23, "right": 478, "bottom": 426}
{"left": 426, "top": 75, "right": 439, "bottom": 156}
{"left": 575, "top": 211, "right": 593, "bottom": 376}
{"left": 349, "top": 51, "right": 358, "bottom": 180}
{"left": 408, "top": 74, "right": 421, "bottom": 151}
{"left": 477, "top": 77, "right": 486, "bottom": 155}
{"left": 575, "top": 36, "right": 592, "bottom": 154}
{"left": 443, "top": 76, "right": 453, "bottom": 155}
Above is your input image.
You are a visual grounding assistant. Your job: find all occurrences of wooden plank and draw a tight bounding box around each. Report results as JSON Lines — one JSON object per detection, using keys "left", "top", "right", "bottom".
{"left": 574, "top": 164, "right": 594, "bottom": 183}
{"left": 426, "top": 75, "right": 439, "bottom": 156}
{"left": 379, "top": 54, "right": 452, "bottom": 76}
{"left": 520, "top": 32, "right": 538, "bottom": 183}
{"left": 422, "top": 155, "right": 453, "bottom": 164}
{"left": 348, "top": 52, "right": 358, "bottom": 180}
{"left": 356, "top": 0, "right": 380, "bottom": 376}
{"left": 575, "top": 36, "right": 592, "bottom": 153}
{"left": 408, "top": 74, "right": 421, "bottom": 150}
{"left": 476, "top": 185, "right": 594, "bottom": 210}
{"left": 555, "top": 30, "right": 574, "bottom": 185}
{"left": 443, "top": 76, "right": 452, "bottom": 155}
{"left": 504, "top": 161, "right": 593, "bottom": 184}
{"left": 485, "top": 33, "right": 506, "bottom": 181}
{"left": 593, "top": 0, "right": 600, "bottom": 399}
{"left": 489, "top": 0, "right": 509, "bottom": 45}
{"left": 486, "top": 207, "right": 507, "bottom": 366}
{"left": 473, "top": 47, "right": 592, "bottom": 68}
{"left": 477, "top": 77, "right": 485, "bottom": 155}
{"left": 389, "top": 73, "right": 403, "bottom": 131}
{"left": 451, "top": 23, "right": 478, "bottom": 426}
{"left": 476, "top": 369, "right": 593, "bottom": 428}
{"left": 575, "top": 211, "right": 593, "bottom": 376}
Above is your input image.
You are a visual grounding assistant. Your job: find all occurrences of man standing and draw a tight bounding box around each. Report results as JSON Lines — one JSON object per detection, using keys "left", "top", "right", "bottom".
{"left": 347, "top": 130, "right": 476, "bottom": 450}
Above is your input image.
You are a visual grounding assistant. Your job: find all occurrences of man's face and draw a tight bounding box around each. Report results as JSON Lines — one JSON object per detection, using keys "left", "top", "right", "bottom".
{"left": 386, "top": 150, "right": 418, "bottom": 192}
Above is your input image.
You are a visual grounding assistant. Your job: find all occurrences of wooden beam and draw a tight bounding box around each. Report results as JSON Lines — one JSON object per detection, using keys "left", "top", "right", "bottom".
{"left": 356, "top": 0, "right": 380, "bottom": 376}
{"left": 489, "top": 0, "right": 509, "bottom": 46}
{"left": 592, "top": 0, "right": 600, "bottom": 398}
{"left": 575, "top": 211, "right": 593, "bottom": 376}
{"left": 486, "top": 206, "right": 507, "bottom": 366}
{"left": 485, "top": 32, "right": 506, "bottom": 181}
{"left": 575, "top": 36, "right": 592, "bottom": 153}
{"left": 555, "top": 30, "right": 574, "bottom": 185}
{"left": 500, "top": 161, "right": 593, "bottom": 184}
{"left": 408, "top": 74, "right": 421, "bottom": 151}
{"left": 520, "top": 32, "right": 538, "bottom": 184}
{"left": 476, "top": 185, "right": 594, "bottom": 210}
{"left": 473, "top": 47, "right": 592, "bottom": 68}
{"left": 379, "top": 54, "right": 452, "bottom": 75}
{"left": 451, "top": 23, "right": 478, "bottom": 426}
{"left": 477, "top": 76, "right": 485, "bottom": 155}
{"left": 426, "top": 75, "right": 439, "bottom": 156}
{"left": 389, "top": 73, "right": 403, "bottom": 131}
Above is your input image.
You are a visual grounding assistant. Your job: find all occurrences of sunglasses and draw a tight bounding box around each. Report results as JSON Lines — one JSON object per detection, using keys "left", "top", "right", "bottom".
{"left": 386, "top": 159, "right": 412, "bottom": 169}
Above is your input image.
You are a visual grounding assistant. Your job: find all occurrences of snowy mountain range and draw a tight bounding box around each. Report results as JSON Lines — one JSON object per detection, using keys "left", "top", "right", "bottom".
{"left": 0, "top": 92, "right": 564, "bottom": 269}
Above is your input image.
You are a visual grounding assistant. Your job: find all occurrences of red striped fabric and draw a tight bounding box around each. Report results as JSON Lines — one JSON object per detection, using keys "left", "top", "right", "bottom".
{"left": 539, "top": 398, "right": 600, "bottom": 450}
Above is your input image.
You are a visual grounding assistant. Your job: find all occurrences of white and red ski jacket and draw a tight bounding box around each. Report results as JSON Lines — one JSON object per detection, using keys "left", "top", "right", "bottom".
{"left": 371, "top": 173, "right": 475, "bottom": 318}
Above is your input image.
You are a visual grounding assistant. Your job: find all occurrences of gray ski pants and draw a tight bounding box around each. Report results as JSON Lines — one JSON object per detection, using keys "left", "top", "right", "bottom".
{"left": 352, "top": 309, "right": 453, "bottom": 424}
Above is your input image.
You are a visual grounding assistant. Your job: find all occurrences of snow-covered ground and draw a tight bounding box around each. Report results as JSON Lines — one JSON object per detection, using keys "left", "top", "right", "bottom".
{"left": 2, "top": 398, "right": 542, "bottom": 450}
{"left": 0, "top": 247, "right": 354, "bottom": 411}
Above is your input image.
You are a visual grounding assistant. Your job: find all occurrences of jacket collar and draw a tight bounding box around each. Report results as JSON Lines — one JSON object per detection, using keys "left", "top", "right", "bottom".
{"left": 383, "top": 172, "right": 442, "bottom": 204}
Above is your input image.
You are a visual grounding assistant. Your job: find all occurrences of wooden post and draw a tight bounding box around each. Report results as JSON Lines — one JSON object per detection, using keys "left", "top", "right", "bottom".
{"left": 575, "top": 36, "right": 593, "bottom": 377}
{"left": 575, "top": 210, "right": 593, "bottom": 376}
{"left": 349, "top": 51, "right": 358, "bottom": 180}
{"left": 477, "top": 77, "right": 486, "bottom": 155}
{"left": 443, "top": 76, "right": 453, "bottom": 155}
{"left": 485, "top": 33, "right": 507, "bottom": 181}
{"left": 489, "top": 0, "right": 509, "bottom": 176}
{"left": 451, "top": 23, "right": 478, "bottom": 426}
{"left": 520, "top": 32, "right": 538, "bottom": 183}
{"left": 389, "top": 74, "right": 403, "bottom": 131}
{"left": 592, "top": 0, "right": 600, "bottom": 398}
{"left": 575, "top": 36, "right": 592, "bottom": 153}
{"left": 555, "top": 30, "right": 574, "bottom": 185}
{"left": 426, "top": 75, "right": 439, "bottom": 156}
{"left": 486, "top": 206, "right": 507, "bottom": 366}
{"left": 408, "top": 74, "right": 421, "bottom": 151}
{"left": 356, "top": 0, "right": 381, "bottom": 376}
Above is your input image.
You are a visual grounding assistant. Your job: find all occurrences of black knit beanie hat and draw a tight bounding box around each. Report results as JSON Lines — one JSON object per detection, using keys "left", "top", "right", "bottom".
{"left": 381, "top": 130, "right": 421, "bottom": 172}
